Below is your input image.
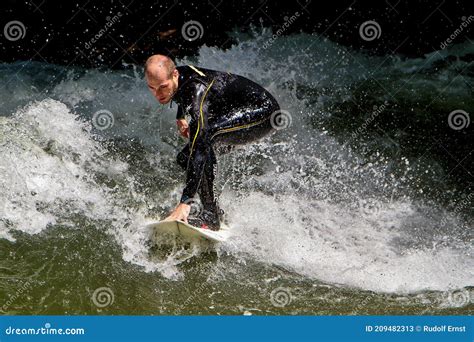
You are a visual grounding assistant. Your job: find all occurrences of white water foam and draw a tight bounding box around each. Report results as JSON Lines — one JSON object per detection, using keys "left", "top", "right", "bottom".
{"left": 219, "top": 190, "right": 472, "bottom": 293}
{"left": 0, "top": 98, "right": 202, "bottom": 279}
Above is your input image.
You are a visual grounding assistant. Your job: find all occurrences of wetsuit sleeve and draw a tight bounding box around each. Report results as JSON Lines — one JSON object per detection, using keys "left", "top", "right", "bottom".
{"left": 179, "top": 82, "right": 213, "bottom": 204}
{"left": 176, "top": 105, "right": 185, "bottom": 120}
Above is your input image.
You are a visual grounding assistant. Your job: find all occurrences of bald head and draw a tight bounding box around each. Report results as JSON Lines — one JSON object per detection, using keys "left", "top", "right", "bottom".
{"left": 145, "top": 54, "right": 176, "bottom": 80}
{"left": 145, "top": 54, "right": 179, "bottom": 104}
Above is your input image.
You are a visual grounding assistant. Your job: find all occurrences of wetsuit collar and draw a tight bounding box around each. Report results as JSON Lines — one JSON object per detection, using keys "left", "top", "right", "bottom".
{"left": 171, "top": 65, "right": 207, "bottom": 106}
{"left": 170, "top": 66, "right": 189, "bottom": 105}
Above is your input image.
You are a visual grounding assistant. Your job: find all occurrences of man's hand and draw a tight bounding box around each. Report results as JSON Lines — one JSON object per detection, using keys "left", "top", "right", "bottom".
{"left": 176, "top": 118, "right": 189, "bottom": 138}
{"left": 163, "top": 202, "right": 191, "bottom": 223}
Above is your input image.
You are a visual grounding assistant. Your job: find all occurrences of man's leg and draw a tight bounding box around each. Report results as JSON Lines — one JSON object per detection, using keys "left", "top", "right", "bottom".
{"left": 210, "top": 102, "right": 278, "bottom": 147}
{"left": 177, "top": 143, "right": 222, "bottom": 230}
{"left": 197, "top": 146, "right": 223, "bottom": 230}
{"left": 199, "top": 103, "right": 278, "bottom": 228}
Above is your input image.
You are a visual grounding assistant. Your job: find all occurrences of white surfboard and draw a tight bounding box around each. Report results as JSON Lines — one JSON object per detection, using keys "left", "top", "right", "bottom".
{"left": 146, "top": 219, "right": 231, "bottom": 243}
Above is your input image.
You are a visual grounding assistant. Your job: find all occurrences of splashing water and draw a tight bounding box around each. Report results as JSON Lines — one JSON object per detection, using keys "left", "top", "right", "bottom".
{"left": 0, "top": 31, "right": 472, "bottom": 314}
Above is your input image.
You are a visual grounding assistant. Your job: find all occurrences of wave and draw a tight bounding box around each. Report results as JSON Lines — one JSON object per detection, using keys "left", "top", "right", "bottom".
{"left": 0, "top": 32, "right": 472, "bottom": 293}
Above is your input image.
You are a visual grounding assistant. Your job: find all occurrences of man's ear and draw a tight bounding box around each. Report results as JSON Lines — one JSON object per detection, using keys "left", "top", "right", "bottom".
{"left": 172, "top": 68, "right": 179, "bottom": 79}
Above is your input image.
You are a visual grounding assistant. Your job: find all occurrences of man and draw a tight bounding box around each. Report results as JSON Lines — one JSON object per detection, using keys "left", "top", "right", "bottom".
{"left": 145, "top": 54, "right": 280, "bottom": 230}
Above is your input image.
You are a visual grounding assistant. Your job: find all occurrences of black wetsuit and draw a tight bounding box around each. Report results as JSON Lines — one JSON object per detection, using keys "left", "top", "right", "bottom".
{"left": 172, "top": 65, "right": 280, "bottom": 229}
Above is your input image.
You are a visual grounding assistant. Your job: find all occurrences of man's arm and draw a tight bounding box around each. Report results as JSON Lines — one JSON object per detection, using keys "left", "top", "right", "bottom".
{"left": 180, "top": 81, "right": 213, "bottom": 204}
{"left": 176, "top": 106, "right": 190, "bottom": 139}
{"left": 177, "top": 118, "right": 190, "bottom": 138}
{"left": 163, "top": 81, "right": 213, "bottom": 223}
{"left": 176, "top": 106, "right": 185, "bottom": 120}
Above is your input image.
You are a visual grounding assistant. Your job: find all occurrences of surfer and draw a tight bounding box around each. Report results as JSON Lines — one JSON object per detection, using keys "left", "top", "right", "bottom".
{"left": 145, "top": 54, "right": 280, "bottom": 230}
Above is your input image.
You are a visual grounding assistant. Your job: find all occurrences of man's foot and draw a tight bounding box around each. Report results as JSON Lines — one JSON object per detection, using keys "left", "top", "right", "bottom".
{"left": 192, "top": 206, "right": 223, "bottom": 230}
{"left": 188, "top": 202, "right": 224, "bottom": 231}
{"left": 187, "top": 212, "right": 220, "bottom": 230}
{"left": 187, "top": 216, "right": 209, "bottom": 229}
{"left": 198, "top": 209, "right": 221, "bottom": 231}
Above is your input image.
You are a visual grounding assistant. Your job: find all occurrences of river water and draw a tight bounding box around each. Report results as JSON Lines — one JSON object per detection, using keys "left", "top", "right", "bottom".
{"left": 0, "top": 30, "right": 472, "bottom": 314}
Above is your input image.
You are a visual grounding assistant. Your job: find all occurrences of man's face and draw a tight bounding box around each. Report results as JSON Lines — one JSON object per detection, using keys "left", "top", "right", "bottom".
{"left": 146, "top": 69, "right": 178, "bottom": 104}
